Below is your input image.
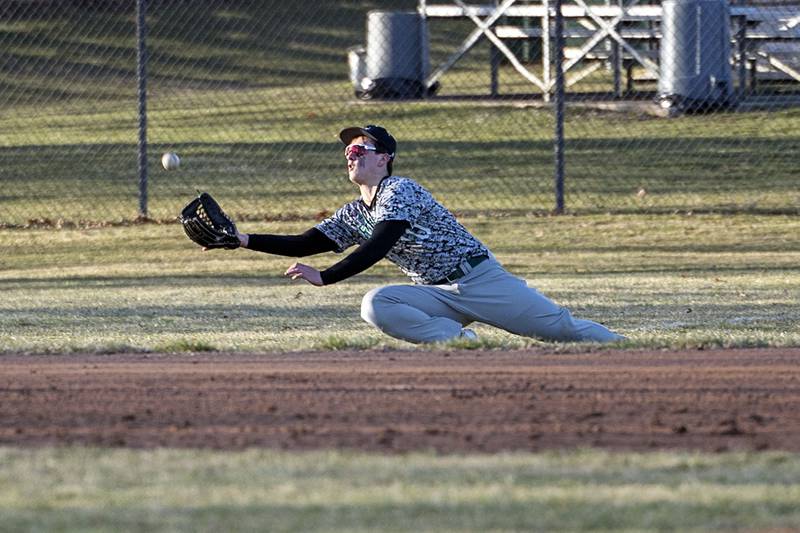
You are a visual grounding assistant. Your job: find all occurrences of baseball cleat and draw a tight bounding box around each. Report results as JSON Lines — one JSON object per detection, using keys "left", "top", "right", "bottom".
{"left": 460, "top": 328, "right": 478, "bottom": 341}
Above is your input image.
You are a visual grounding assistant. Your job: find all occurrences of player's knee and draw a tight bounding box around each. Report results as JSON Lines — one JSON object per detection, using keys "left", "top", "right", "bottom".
{"left": 362, "top": 285, "right": 408, "bottom": 330}
{"left": 361, "top": 286, "right": 389, "bottom": 327}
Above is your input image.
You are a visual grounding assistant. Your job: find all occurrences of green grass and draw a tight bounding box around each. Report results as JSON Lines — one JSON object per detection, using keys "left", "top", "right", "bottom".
{"left": 1, "top": 1, "right": 799, "bottom": 225}
{"left": 3, "top": 7, "right": 799, "bottom": 531}
{"left": 2, "top": 93, "right": 798, "bottom": 224}
{"left": 0, "top": 447, "right": 799, "bottom": 532}
{"left": 1, "top": 212, "right": 798, "bottom": 354}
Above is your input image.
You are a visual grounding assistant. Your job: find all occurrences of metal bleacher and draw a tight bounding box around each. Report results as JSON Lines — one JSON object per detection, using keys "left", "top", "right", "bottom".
{"left": 418, "top": 0, "right": 800, "bottom": 98}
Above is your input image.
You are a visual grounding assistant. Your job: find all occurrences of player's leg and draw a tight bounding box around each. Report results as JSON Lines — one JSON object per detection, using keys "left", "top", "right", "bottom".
{"left": 511, "top": 301, "right": 625, "bottom": 342}
{"left": 455, "top": 260, "right": 624, "bottom": 342}
{"left": 361, "top": 284, "right": 472, "bottom": 343}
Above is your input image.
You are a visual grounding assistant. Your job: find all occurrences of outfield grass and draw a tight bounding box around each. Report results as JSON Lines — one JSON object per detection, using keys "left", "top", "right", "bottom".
{"left": 1, "top": 212, "right": 798, "bottom": 353}
{"left": 3, "top": 6, "right": 799, "bottom": 530}
{"left": 1, "top": 447, "right": 799, "bottom": 532}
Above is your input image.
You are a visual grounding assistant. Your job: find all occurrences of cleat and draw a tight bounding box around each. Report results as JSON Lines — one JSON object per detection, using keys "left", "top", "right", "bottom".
{"left": 460, "top": 328, "right": 478, "bottom": 341}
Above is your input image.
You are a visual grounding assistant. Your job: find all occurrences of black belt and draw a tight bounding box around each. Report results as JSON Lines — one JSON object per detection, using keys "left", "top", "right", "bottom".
{"left": 432, "top": 254, "right": 489, "bottom": 285}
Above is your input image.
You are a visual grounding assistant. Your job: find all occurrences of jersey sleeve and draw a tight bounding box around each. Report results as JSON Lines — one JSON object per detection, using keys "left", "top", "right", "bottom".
{"left": 320, "top": 220, "right": 411, "bottom": 285}
{"left": 374, "top": 178, "right": 429, "bottom": 226}
{"left": 314, "top": 203, "right": 361, "bottom": 253}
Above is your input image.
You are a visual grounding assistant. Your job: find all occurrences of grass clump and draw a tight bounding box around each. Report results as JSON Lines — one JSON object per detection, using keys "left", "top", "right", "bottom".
{"left": 155, "top": 339, "right": 219, "bottom": 353}
{"left": 314, "top": 335, "right": 382, "bottom": 351}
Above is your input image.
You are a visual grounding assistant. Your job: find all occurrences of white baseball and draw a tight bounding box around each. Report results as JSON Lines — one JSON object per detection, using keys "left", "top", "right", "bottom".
{"left": 161, "top": 152, "right": 181, "bottom": 170}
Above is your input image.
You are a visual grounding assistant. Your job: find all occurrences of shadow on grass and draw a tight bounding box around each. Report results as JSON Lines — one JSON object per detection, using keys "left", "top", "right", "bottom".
{"left": 1, "top": 137, "right": 796, "bottom": 186}
{"left": 1, "top": 302, "right": 359, "bottom": 332}
{"left": 0, "top": 273, "right": 395, "bottom": 289}
{"left": 0, "top": 0, "right": 418, "bottom": 103}
{"left": 2, "top": 499, "right": 798, "bottom": 532}
{"left": 1, "top": 296, "right": 795, "bottom": 333}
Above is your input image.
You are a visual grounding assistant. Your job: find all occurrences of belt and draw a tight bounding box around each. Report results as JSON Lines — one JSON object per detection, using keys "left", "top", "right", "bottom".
{"left": 432, "top": 254, "right": 489, "bottom": 285}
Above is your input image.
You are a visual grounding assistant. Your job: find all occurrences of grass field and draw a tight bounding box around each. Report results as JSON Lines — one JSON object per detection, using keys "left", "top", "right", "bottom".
{"left": 2, "top": 212, "right": 798, "bottom": 353}
{"left": 0, "top": 448, "right": 799, "bottom": 532}
{"left": 2, "top": 3, "right": 799, "bottom": 531}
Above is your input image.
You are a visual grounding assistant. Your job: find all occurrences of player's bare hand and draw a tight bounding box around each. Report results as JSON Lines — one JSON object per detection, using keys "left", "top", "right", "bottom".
{"left": 285, "top": 262, "right": 323, "bottom": 286}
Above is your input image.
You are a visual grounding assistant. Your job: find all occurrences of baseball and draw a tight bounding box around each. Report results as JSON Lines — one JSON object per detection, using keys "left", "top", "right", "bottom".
{"left": 161, "top": 152, "right": 181, "bottom": 170}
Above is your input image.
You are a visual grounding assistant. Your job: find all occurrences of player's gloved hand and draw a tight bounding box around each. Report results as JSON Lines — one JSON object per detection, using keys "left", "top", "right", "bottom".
{"left": 179, "top": 192, "right": 240, "bottom": 250}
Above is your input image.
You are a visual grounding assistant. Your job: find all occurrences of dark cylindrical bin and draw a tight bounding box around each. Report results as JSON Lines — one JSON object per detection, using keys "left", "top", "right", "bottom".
{"left": 658, "top": 0, "right": 734, "bottom": 112}
{"left": 364, "top": 11, "right": 425, "bottom": 99}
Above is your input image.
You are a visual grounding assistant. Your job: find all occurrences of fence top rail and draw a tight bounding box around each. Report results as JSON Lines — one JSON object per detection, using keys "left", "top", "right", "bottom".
{"left": 421, "top": 3, "right": 661, "bottom": 19}
{"left": 420, "top": 2, "right": 799, "bottom": 24}
{"left": 495, "top": 25, "right": 661, "bottom": 39}
{"left": 495, "top": 24, "right": 798, "bottom": 40}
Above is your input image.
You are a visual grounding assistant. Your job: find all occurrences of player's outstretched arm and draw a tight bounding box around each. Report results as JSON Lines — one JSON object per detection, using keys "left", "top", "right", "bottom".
{"left": 314, "top": 220, "right": 410, "bottom": 286}
{"left": 243, "top": 228, "right": 338, "bottom": 257}
{"left": 284, "top": 220, "right": 409, "bottom": 287}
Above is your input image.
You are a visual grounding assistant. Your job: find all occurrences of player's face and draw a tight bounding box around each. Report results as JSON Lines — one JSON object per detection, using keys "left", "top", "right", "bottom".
{"left": 346, "top": 135, "right": 388, "bottom": 185}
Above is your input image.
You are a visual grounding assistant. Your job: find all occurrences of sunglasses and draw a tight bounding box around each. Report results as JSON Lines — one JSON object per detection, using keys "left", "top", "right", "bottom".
{"left": 345, "top": 143, "right": 380, "bottom": 160}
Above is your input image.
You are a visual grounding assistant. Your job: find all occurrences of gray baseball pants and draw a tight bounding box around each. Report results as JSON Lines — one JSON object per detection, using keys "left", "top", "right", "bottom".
{"left": 361, "top": 258, "right": 624, "bottom": 344}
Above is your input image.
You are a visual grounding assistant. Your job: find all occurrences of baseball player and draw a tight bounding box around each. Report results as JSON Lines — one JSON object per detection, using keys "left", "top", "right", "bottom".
{"left": 235, "top": 124, "right": 624, "bottom": 344}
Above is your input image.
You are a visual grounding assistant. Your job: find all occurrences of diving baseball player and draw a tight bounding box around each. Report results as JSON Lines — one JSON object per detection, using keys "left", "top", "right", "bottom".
{"left": 194, "top": 124, "right": 625, "bottom": 344}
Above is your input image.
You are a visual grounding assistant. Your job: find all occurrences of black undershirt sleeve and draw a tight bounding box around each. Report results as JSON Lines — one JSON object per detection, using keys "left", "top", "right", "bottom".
{"left": 246, "top": 228, "right": 338, "bottom": 257}
{"left": 320, "top": 219, "right": 411, "bottom": 285}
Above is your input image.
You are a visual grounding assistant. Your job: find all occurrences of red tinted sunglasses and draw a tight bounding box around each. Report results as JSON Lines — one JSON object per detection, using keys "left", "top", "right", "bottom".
{"left": 345, "top": 143, "right": 379, "bottom": 160}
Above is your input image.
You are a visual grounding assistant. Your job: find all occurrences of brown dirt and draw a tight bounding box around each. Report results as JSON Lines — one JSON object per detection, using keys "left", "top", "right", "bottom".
{"left": 1, "top": 348, "right": 799, "bottom": 453}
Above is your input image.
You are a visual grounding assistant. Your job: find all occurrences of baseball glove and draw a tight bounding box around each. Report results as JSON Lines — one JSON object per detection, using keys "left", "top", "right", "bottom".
{"left": 180, "top": 192, "right": 240, "bottom": 249}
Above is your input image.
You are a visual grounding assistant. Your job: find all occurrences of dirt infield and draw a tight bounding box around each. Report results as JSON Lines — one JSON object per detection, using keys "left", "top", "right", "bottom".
{"left": 1, "top": 348, "right": 799, "bottom": 453}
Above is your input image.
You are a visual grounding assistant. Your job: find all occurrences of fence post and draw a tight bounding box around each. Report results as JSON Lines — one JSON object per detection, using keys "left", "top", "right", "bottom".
{"left": 735, "top": 15, "right": 748, "bottom": 100}
{"left": 490, "top": 0, "right": 501, "bottom": 97}
{"left": 137, "top": 0, "right": 148, "bottom": 218}
{"left": 552, "top": 0, "right": 565, "bottom": 214}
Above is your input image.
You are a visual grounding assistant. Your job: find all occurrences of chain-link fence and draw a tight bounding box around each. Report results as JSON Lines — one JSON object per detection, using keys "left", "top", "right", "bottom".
{"left": 1, "top": 0, "right": 798, "bottom": 227}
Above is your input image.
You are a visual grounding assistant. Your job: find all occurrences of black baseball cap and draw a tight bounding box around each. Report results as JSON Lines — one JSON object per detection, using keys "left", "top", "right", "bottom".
{"left": 339, "top": 125, "right": 396, "bottom": 159}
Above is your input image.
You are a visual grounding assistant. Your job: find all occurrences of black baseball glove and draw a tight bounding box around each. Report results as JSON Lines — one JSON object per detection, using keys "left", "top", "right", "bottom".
{"left": 179, "top": 192, "right": 240, "bottom": 249}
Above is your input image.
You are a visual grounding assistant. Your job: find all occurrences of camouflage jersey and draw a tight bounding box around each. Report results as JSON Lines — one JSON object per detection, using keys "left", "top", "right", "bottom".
{"left": 316, "top": 176, "right": 489, "bottom": 285}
